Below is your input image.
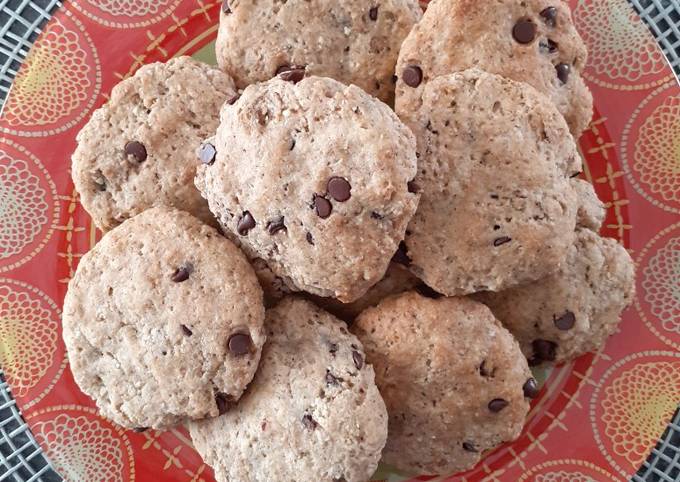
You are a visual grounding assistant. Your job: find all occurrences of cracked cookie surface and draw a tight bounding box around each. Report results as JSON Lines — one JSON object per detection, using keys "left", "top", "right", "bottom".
{"left": 72, "top": 56, "right": 236, "bottom": 230}
{"left": 353, "top": 292, "right": 532, "bottom": 474}
{"left": 62, "top": 207, "right": 265, "bottom": 430}
{"left": 189, "top": 297, "right": 387, "bottom": 482}
{"left": 196, "top": 76, "right": 419, "bottom": 302}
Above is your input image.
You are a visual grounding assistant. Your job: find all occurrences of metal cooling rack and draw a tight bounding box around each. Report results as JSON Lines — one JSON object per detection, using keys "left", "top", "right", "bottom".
{"left": 0, "top": 0, "right": 678, "bottom": 480}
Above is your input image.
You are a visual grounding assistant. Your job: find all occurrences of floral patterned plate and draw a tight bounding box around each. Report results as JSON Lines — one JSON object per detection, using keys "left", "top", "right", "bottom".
{"left": 0, "top": 0, "right": 678, "bottom": 480}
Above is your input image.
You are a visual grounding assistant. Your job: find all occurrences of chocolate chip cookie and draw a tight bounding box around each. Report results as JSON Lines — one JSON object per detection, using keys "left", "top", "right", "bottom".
{"left": 476, "top": 229, "right": 635, "bottom": 365}
{"left": 353, "top": 292, "right": 533, "bottom": 474}
{"left": 72, "top": 56, "right": 237, "bottom": 230}
{"left": 62, "top": 207, "right": 265, "bottom": 430}
{"left": 396, "top": 0, "right": 592, "bottom": 136}
{"left": 401, "top": 69, "right": 580, "bottom": 296}
{"left": 215, "top": 0, "right": 422, "bottom": 103}
{"left": 189, "top": 297, "right": 388, "bottom": 482}
{"left": 195, "top": 76, "right": 419, "bottom": 302}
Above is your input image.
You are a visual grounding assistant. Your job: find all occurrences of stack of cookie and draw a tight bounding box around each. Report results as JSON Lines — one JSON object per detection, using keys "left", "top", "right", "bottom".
{"left": 63, "top": 0, "right": 635, "bottom": 480}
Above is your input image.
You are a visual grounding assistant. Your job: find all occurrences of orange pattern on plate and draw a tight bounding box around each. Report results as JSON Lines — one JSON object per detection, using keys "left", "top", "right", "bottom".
{"left": 0, "top": 0, "right": 677, "bottom": 481}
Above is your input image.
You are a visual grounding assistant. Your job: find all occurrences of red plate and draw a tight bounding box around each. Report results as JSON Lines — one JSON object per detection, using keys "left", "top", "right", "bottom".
{"left": 1, "top": 1, "right": 678, "bottom": 480}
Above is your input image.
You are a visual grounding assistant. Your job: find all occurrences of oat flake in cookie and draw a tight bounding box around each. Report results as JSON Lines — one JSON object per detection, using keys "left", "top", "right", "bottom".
{"left": 401, "top": 69, "right": 580, "bottom": 296}
{"left": 395, "top": 0, "right": 592, "bottom": 136}
{"left": 215, "top": 0, "right": 422, "bottom": 103}
{"left": 189, "top": 298, "right": 388, "bottom": 482}
{"left": 353, "top": 292, "right": 532, "bottom": 474}
{"left": 476, "top": 229, "right": 635, "bottom": 365}
{"left": 62, "top": 207, "right": 265, "bottom": 430}
{"left": 195, "top": 76, "right": 419, "bottom": 302}
{"left": 72, "top": 56, "right": 237, "bottom": 231}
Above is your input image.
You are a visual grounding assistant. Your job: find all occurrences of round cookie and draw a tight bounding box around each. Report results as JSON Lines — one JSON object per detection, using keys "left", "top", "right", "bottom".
{"left": 307, "top": 262, "right": 422, "bottom": 322}
{"left": 72, "top": 56, "right": 237, "bottom": 231}
{"left": 62, "top": 207, "right": 266, "bottom": 430}
{"left": 475, "top": 229, "right": 635, "bottom": 365}
{"left": 216, "top": 0, "right": 422, "bottom": 103}
{"left": 353, "top": 292, "right": 533, "bottom": 475}
{"left": 401, "top": 69, "right": 580, "bottom": 296}
{"left": 395, "top": 0, "right": 592, "bottom": 136}
{"left": 195, "top": 76, "right": 419, "bottom": 302}
{"left": 573, "top": 178, "right": 605, "bottom": 231}
{"left": 189, "top": 297, "right": 388, "bottom": 482}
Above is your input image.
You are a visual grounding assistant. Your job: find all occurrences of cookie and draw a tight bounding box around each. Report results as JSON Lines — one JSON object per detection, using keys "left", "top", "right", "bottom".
{"left": 62, "top": 207, "right": 266, "bottom": 430}
{"left": 308, "top": 262, "right": 422, "bottom": 322}
{"left": 72, "top": 56, "right": 237, "bottom": 231}
{"left": 395, "top": 0, "right": 592, "bottom": 136}
{"left": 573, "top": 178, "right": 605, "bottom": 231}
{"left": 475, "top": 229, "right": 635, "bottom": 365}
{"left": 215, "top": 0, "right": 422, "bottom": 103}
{"left": 189, "top": 297, "right": 388, "bottom": 482}
{"left": 401, "top": 69, "right": 580, "bottom": 296}
{"left": 195, "top": 76, "right": 419, "bottom": 302}
{"left": 353, "top": 292, "right": 533, "bottom": 474}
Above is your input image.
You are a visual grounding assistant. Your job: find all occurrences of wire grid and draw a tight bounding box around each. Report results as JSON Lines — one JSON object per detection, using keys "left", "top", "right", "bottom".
{"left": 0, "top": 373, "right": 60, "bottom": 482}
{"left": 630, "top": 0, "right": 680, "bottom": 76}
{"left": 0, "top": 0, "right": 678, "bottom": 481}
{"left": 634, "top": 406, "right": 680, "bottom": 482}
{"left": 0, "top": 0, "right": 60, "bottom": 103}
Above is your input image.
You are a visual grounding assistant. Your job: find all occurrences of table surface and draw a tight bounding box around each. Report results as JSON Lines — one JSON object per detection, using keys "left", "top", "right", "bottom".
{"left": 0, "top": 1, "right": 678, "bottom": 481}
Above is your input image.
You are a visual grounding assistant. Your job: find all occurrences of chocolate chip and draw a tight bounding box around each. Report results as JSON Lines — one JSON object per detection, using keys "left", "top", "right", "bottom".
{"left": 407, "top": 180, "right": 420, "bottom": 193}
{"left": 554, "top": 310, "right": 576, "bottom": 330}
{"left": 277, "top": 65, "right": 306, "bottom": 83}
{"left": 313, "top": 195, "right": 332, "bottom": 218}
{"left": 369, "top": 6, "right": 379, "bottom": 21}
{"left": 133, "top": 427, "right": 148, "bottom": 433}
{"left": 267, "top": 217, "right": 286, "bottom": 235}
{"left": 415, "top": 283, "right": 442, "bottom": 299}
{"left": 479, "top": 360, "right": 493, "bottom": 377}
{"left": 488, "top": 398, "right": 509, "bottom": 413}
{"left": 289, "top": 138, "right": 296, "bottom": 150}
{"left": 227, "top": 94, "right": 240, "bottom": 105}
{"left": 215, "top": 393, "right": 231, "bottom": 414}
{"left": 462, "top": 441, "right": 478, "bottom": 453}
{"left": 493, "top": 236, "right": 512, "bottom": 247}
{"left": 512, "top": 18, "right": 537, "bottom": 44}
{"left": 540, "top": 6, "right": 558, "bottom": 27}
{"left": 199, "top": 142, "right": 217, "bottom": 165}
{"left": 302, "top": 413, "right": 318, "bottom": 430}
{"left": 327, "top": 177, "right": 351, "bottom": 202}
{"left": 532, "top": 339, "right": 557, "bottom": 362}
{"left": 228, "top": 333, "right": 252, "bottom": 356}
{"left": 237, "top": 211, "right": 256, "bottom": 235}
{"left": 556, "top": 63, "right": 571, "bottom": 84}
{"left": 181, "top": 324, "right": 193, "bottom": 336}
{"left": 124, "top": 141, "right": 147, "bottom": 163}
{"left": 325, "top": 370, "right": 341, "bottom": 385}
{"left": 523, "top": 378, "right": 540, "bottom": 399}
{"left": 539, "top": 39, "right": 558, "bottom": 54}
{"left": 402, "top": 65, "right": 422, "bottom": 87}
{"left": 352, "top": 350, "right": 364, "bottom": 370}
{"left": 306, "top": 232, "right": 314, "bottom": 245}
{"left": 222, "top": 0, "right": 231, "bottom": 13}
{"left": 328, "top": 342, "right": 338, "bottom": 355}
{"left": 171, "top": 264, "right": 193, "bottom": 282}
{"left": 391, "top": 241, "right": 411, "bottom": 266}
{"left": 370, "top": 211, "right": 384, "bottom": 220}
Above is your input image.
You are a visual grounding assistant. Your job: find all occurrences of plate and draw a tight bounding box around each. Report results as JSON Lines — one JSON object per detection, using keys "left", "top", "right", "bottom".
{"left": 0, "top": 1, "right": 678, "bottom": 480}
